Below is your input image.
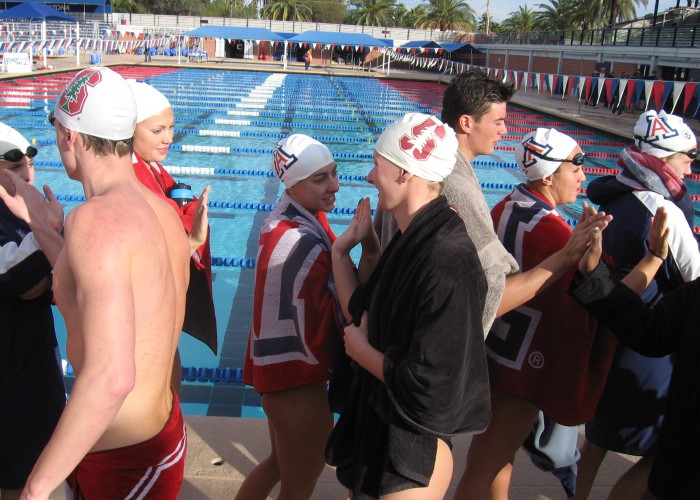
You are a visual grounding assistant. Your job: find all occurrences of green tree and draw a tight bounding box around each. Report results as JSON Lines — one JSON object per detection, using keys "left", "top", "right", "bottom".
{"left": 204, "top": 0, "right": 257, "bottom": 18}
{"left": 419, "top": 0, "right": 476, "bottom": 31}
{"left": 310, "top": 0, "right": 346, "bottom": 23}
{"left": 608, "top": 0, "right": 648, "bottom": 25}
{"left": 407, "top": 5, "right": 428, "bottom": 27}
{"left": 476, "top": 11, "right": 502, "bottom": 33}
{"left": 570, "top": 0, "right": 605, "bottom": 29}
{"left": 141, "top": 0, "right": 201, "bottom": 15}
{"left": 111, "top": 0, "right": 148, "bottom": 14}
{"left": 534, "top": 0, "right": 578, "bottom": 30}
{"left": 502, "top": 5, "right": 538, "bottom": 32}
{"left": 393, "top": 3, "right": 410, "bottom": 26}
{"left": 261, "top": 0, "right": 313, "bottom": 20}
{"left": 346, "top": 0, "right": 397, "bottom": 26}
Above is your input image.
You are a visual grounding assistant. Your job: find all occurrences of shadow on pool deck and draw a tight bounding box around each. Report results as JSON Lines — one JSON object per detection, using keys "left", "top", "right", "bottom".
{"left": 35, "top": 52, "right": 671, "bottom": 499}
{"left": 49, "top": 415, "right": 639, "bottom": 499}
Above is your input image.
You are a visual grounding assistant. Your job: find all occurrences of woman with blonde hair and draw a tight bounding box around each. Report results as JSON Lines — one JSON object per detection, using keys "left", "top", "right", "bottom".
{"left": 327, "top": 113, "right": 490, "bottom": 499}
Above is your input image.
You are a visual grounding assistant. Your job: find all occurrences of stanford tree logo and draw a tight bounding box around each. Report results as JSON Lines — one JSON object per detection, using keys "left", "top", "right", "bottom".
{"left": 58, "top": 69, "right": 102, "bottom": 116}
{"left": 398, "top": 116, "right": 447, "bottom": 161}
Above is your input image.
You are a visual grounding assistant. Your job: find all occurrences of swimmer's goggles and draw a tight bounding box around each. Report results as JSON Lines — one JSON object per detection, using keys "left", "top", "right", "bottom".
{"left": 634, "top": 136, "right": 698, "bottom": 159}
{"left": 0, "top": 145, "right": 38, "bottom": 162}
{"left": 523, "top": 145, "right": 587, "bottom": 166}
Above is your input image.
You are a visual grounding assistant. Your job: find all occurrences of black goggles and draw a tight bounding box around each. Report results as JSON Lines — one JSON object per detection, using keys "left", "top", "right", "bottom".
{"left": 524, "top": 146, "right": 587, "bottom": 166}
{"left": 634, "top": 136, "right": 698, "bottom": 159}
{"left": 0, "top": 145, "right": 38, "bottom": 162}
{"left": 48, "top": 110, "right": 55, "bottom": 126}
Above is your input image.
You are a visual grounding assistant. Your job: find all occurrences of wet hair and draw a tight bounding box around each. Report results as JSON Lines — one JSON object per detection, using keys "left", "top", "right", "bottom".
{"left": 441, "top": 70, "right": 515, "bottom": 128}
{"left": 79, "top": 132, "right": 133, "bottom": 158}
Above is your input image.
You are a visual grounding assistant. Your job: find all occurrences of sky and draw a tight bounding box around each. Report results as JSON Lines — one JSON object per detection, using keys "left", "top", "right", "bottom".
{"left": 400, "top": 0, "right": 682, "bottom": 22}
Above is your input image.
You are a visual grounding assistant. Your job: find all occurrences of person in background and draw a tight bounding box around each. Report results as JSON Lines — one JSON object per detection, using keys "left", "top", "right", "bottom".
{"left": 236, "top": 134, "right": 375, "bottom": 500}
{"left": 375, "top": 70, "right": 611, "bottom": 337}
{"left": 327, "top": 113, "right": 490, "bottom": 499}
{"left": 304, "top": 49, "right": 312, "bottom": 70}
{"left": 572, "top": 110, "right": 699, "bottom": 500}
{"left": 571, "top": 205, "right": 700, "bottom": 499}
{"left": 6, "top": 67, "right": 190, "bottom": 499}
{"left": 128, "top": 80, "right": 216, "bottom": 393}
{"left": 0, "top": 124, "right": 65, "bottom": 500}
{"left": 459, "top": 128, "right": 619, "bottom": 499}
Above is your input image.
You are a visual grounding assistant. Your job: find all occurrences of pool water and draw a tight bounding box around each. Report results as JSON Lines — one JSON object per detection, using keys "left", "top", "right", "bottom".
{"left": 1, "top": 67, "right": 697, "bottom": 417}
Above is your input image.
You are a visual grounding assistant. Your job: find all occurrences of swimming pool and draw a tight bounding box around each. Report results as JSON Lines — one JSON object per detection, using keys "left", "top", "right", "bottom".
{"left": 1, "top": 66, "right": 698, "bottom": 416}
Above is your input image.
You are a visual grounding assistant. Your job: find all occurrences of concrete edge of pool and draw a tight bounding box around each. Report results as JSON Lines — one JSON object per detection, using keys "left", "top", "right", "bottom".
{"left": 28, "top": 53, "right": 694, "bottom": 499}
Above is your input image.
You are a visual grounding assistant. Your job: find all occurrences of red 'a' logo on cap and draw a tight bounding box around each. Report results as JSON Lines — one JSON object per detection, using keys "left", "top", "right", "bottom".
{"left": 398, "top": 116, "right": 447, "bottom": 161}
{"left": 272, "top": 145, "right": 298, "bottom": 180}
{"left": 646, "top": 115, "right": 679, "bottom": 143}
{"left": 58, "top": 69, "right": 102, "bottom": 117}
{"left": 522, "top": 138, "right": 553, "bottom": 168}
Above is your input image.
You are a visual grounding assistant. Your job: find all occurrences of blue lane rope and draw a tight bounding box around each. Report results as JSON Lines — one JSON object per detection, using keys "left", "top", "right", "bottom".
{"left": 52, "top": 192, "right": 370, "bottom": 216}
{"left": 67, "top": 364, "right": 245, "bottom": 384}
{"left": 4, "top": 117, "right": 387, "bottom": 133}
{"left": 180, "top": 366, "right": 243, "bottom": 384}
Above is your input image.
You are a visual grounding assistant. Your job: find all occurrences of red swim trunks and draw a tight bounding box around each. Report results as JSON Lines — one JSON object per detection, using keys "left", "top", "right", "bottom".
{"left": 67, "top": 393, "right": 186, "bottom": 499}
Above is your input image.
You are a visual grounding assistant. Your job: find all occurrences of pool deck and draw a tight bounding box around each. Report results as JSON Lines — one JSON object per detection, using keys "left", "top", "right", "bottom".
{"left": 36, "top": 53, "right": 685, "bottom": 498}
{"left": 47, "top": 415, "right": 640, "bottom": 499}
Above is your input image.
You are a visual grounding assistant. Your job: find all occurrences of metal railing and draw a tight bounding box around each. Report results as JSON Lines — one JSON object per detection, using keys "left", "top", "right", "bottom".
{"left": 468, "top": 25, "right": 698, "bottom": 48}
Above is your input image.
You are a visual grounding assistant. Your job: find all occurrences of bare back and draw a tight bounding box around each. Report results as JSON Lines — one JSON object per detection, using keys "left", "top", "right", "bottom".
{"left": 53, "top": 177, "right": 189, "bottom": 451}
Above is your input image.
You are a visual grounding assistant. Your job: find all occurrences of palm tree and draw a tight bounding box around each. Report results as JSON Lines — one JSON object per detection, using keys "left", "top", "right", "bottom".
{"left": 476, "top": 11, "right": 502, "bottom": 33}
{"left": 502, "top": 5, "right": 538, "bottom": 32}
{"left": 346, "top": 0, "right": 397, "bottom": 26}
{"left": 261, "top": 0, "right": 313, "bottom": 21}
{"left": 608, "top": 0, "right": 648, "bottom": 25}
{"left": 408, "top": 5, "right": 429, "bottom": 26}
{"left": 393, "top": 3, "right": 412, "bottom": 26}
{"left": 535, "top": 0, "right": 579, "bottom": 30}
{"left": 419, "top": 0, "right": 476, "bottom": 31}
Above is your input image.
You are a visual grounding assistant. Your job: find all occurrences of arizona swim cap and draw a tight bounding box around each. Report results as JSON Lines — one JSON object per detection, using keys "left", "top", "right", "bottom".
{"left": 374, "top": 113, "right": 457, "bottom": 182}
{"left": 633, "top": 110, "right": 696, "bottom": 158}
{"left": 53, "top": 67, "right": 136, "bottom": 141}
{"left": 516, "top": 128, "right": 579, "bottom": 180}
{"left": 127, "top": 79, "right": 172, "bottom": 123}
{"left": 272, "top": 134, "right": 335, "bottom": 189}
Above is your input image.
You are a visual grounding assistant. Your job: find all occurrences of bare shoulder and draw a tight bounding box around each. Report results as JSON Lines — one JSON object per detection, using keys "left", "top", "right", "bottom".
{"left": 64, "top": 192, "right": 153, "bottom": 265}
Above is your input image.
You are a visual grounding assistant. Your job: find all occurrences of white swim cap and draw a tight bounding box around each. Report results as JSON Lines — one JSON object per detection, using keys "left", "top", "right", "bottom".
{"left": 516, "top": 128, "right": 579, "bottom": 181}
{"left": 54, "top": 67, "right": 136, "bottom": 141}
{"left": 633, "top": 110, "right": 696, "bottom": 158}
{"left": 0, "top": 122, "right": 32, "bottom": 159}
{"left": 127, "top": 79, "right": 172, "bottom": 123}
{"left": 374, "top": 113, "right": 457, "bottom": 182}
{"left": 272, "top": 134, "right": 335, "bottom": 189}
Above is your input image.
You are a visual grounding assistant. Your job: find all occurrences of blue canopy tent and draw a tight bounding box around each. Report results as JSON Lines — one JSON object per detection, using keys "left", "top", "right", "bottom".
{"left": 398, "top": 40, "right": 441, "bottom": 54}
{"left": 182, "top": 25, "right": 284, "bottom": 42}
{"left": 181, "top": 25, "right": 285, "bottom": 65}
{"left": 439, "top": 42, "right": 481, "bottom": 54}
{"left": 1, "top": 0, "right": 111, "bottom": 16}
{"left": 288, "top": 31, "right": 392, "bottom": 72}
{"left": 439, "top": 42, "right": 481, "bottom": 65}
{"left": 287, "top": 31, "right": 391, "bottom": 47}
{"left": 0, "top": 3, "right": 78, "bottom": 66}
{"left": 0, "top": 2, "right": 78, "bottom": 22}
